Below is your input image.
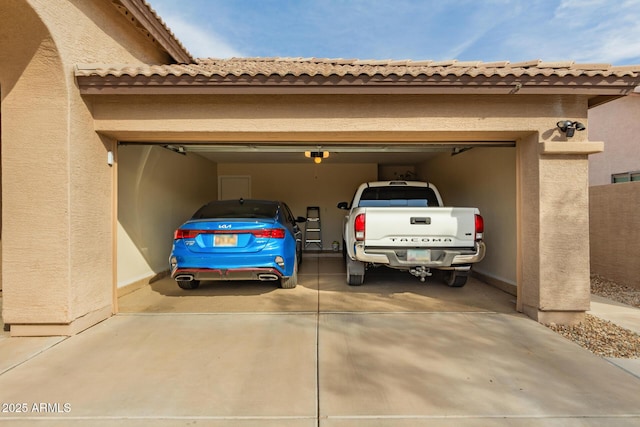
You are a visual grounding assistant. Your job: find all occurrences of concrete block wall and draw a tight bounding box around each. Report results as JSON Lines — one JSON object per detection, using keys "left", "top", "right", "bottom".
{"left": 590, "top": 181, "right": 640, "bottom": 289}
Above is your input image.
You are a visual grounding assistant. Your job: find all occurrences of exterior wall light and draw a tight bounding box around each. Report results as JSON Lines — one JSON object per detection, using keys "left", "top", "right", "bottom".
{"left": 304, "top": 151, "right": 329, "bottom": 163}
{"left": 556, "top": 120, "right": 586, "bottom": 138}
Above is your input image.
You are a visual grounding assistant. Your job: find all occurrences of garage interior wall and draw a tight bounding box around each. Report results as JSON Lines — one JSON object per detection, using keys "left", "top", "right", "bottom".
{"left": 117, "top": 145, "right": 218, "bottom": 288}
{"left": 417, "top": 147, "right": 517, "bottom": 289}
{"left": 217, "top": 162, "right": 378, "bottom": 251}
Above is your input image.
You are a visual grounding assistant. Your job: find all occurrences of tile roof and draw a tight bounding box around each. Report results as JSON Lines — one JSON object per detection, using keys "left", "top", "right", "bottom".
{"left": 76, "top": 57, "right": 640, "bottom": 78}
{"left": 138, "top": 0, "right": 193, "bottom": 61}
{"left": 113, "top": 0, "right": 193, "bottom": 63}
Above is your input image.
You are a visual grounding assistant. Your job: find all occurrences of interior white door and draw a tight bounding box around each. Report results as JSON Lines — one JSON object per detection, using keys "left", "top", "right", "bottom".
{"left": 218, "top": 175, "right": 251, "bottom": 200}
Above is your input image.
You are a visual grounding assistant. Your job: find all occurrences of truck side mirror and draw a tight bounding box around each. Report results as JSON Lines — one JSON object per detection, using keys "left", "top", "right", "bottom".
{"left": 337, "top": 202, "right": 349, "bottom": 210}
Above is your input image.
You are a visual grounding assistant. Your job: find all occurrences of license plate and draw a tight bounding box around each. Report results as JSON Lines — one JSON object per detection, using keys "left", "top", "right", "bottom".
{"left": 214, "top": 234, "right": 238, "bottom": 247}
{"left": 407, "top": 249, "right": 431, "bottom": 262}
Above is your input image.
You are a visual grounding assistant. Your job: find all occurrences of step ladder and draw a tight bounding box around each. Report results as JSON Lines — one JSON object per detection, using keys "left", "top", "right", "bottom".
{"left": 304, "top": 206, "right": 322, "bottom": 250}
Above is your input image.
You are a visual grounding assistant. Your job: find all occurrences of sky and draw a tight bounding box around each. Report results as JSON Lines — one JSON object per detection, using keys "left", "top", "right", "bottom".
{"left": 147, "top": 0, "right": 640, "bottom": 65}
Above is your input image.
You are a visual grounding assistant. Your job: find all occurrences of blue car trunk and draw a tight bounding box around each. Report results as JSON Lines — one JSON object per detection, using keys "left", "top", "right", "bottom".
{"left": 177, "top": 219, "right": 278, "bottom": 254}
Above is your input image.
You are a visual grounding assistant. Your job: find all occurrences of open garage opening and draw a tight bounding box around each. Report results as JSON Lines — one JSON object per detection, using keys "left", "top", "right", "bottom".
{"left": 115, "top": 141, "right": 517, "bottom": 310}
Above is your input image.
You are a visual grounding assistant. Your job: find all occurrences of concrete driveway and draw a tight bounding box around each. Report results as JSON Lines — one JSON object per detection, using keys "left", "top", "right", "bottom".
{"left": 1, "top": 255, "right": 640, "bottom": 426}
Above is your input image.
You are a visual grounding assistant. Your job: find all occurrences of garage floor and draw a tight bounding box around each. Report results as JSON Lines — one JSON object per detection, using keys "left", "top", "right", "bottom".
{"left": 118, "top": 255, "right": 517, "bottom": 314}
{"left": 1, "top": 255, "right": 640, "bottom": 426}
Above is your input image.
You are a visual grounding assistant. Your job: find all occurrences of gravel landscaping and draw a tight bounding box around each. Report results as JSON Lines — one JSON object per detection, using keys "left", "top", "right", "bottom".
{"left": 545, "top": 275, "right": 640, "bottom": 359}
{"left": 591, "top": 275, "right": 640, "bottom": 308}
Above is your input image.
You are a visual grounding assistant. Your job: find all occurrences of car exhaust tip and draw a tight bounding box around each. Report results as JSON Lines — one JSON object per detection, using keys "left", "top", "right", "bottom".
{"left": 175, "top": 274, "right": 195, "bottom": 281}
{"left": 258, "top": 274, "right": 279, "bottom": 281}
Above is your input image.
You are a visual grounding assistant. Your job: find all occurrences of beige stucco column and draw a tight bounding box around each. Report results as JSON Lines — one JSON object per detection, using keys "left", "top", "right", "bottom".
{"left": 517, "top": 133, "right": 603, "bottom": 324}
{"left": 1, "top": 0, "right": 110, "bottom": 335}
{"left": 1, "top": 0, "right": 172, "bottom": 336}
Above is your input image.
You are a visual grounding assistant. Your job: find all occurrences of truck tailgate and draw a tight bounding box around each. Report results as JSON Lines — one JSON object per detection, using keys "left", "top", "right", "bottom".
{"left": 363, "top": 207, "right": 477, "bottom": 248}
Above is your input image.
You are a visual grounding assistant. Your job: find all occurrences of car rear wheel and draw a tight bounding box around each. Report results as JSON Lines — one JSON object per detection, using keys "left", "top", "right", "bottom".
{"left": 280, "top": 255, "right": 298, "bottom": 289}
{"left": 177, "top": 280, "right": 200, "bottom": 290}
{"left": 444, "top": 271, "right": 468, "bottom": 287}
{"left": 346, "top": 257, "right": 365, "bottom": 286}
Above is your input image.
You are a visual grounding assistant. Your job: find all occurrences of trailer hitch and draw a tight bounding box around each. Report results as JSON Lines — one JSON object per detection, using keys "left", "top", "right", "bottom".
{"left": 409, "top": 266, "right": 432, "bottom": 282}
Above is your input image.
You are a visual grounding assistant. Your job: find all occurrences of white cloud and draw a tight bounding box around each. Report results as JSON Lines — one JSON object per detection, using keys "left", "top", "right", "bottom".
{"left": 567, "top": 1, "right": 640, "bottom": 64}
{"left": 147, "top": 0, "right": 245, "bottom": 59}
{"left": 165, "top": 15, "right": 245, "bottom": 59}
{"left": 498, "top": 0, "right": 640, "bottom": 64}
{"left": 440, "top": 2, "right": 525, "bottom": 61}
{"left": 147, "top": 0, "right": 640, "bottom": 65}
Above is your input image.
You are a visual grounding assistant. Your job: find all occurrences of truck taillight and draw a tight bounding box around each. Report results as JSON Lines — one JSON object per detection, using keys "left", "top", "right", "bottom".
{"left": 475, "top": 214, "right": 484, "bottom": 240}
{"left": 354, "top": 214, "right": 366, "bottom": 241}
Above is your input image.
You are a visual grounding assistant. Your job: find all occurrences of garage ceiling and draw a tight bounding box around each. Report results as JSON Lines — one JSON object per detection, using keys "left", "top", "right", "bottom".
{"left": 122, "top": 142, "right": 515, "bottom": 165}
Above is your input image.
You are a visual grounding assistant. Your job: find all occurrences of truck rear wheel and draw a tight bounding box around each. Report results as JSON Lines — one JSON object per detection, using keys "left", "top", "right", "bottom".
{"left": 444, "top": 271, "right": 468, "bottom": 287}
{"left": 342, "top": 240, "right": 347, "bottom": 262}
{"left": 346, "top": 257, "right": 365, "bottom": 286}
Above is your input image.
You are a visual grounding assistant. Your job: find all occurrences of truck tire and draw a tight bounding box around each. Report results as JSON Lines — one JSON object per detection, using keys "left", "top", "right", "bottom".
{"left": 444, "top": 271, "right": 468, "bottom": 287}
{"left": 346, "top": 257, "right": 365, "bottom": 286}
{"left": 342, "top": 240, "right": 347, "bottom": 262}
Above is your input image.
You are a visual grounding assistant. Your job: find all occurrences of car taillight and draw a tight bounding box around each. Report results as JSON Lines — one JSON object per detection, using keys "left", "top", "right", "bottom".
{"left": 175, "top": 228, "right": 286, "bottom": 240}
{"left": 174, "top": 229, "right": 201, "bottom": 240}
{"left": 354, "top": 214, "right": 365, "bottom": 241}
{"left": 251, "top": 228, "right": 286, "bottom": 239}
{"left": 475, "top": 214, "right": 484, "bottom": 241}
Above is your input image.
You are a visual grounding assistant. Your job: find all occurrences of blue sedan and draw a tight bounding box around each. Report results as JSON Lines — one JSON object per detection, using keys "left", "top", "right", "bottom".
{"left": 169, "top": 199, "right": 305, "bottom": 290}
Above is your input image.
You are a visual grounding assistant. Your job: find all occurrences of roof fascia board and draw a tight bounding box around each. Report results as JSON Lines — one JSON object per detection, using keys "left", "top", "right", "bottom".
{"left": 588, "top": 95, "right": 626, "bottom": 109}
{"left": 77, "top": 86, "right": 635, "bottom": 96}
{"left": 76, "top": 74, "right": 638, "bottom": 97}
{"left": 115, "top": 0, "right": 193, "bottom": 63}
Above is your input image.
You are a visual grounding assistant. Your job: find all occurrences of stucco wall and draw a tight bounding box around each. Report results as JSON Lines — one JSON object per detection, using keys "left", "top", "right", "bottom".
{"left": 590, "top": 182, "right": 640, "bottom": 289}
{"left": 589, "top": 95, "right": 640, "bottom": 186}
{"left": 538, "top": 154, "right": 592, "bottom": 311}
{"left": 517, "top": 132, "right": 593, "bottom": 323}
{"left": 1, "top": 2, "right": 78, "bottom": 324}
{"left": 417, "top": 148, "right": 517, "bottom": 288}
{"left": 0, "top": 0, "right": 173, "bottom": 330}
{"left": 118, "top": 145, "right": 219, "bottom": 288}
{"left": 89, "top": 94, "right": 592, "bottom": 144}
{"left": 217, "top": 163, "right": 378, "bottom": 251}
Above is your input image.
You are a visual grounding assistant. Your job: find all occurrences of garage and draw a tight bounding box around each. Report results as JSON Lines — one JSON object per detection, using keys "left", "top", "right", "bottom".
{"left": 71, "top": 57, "right": 625, "bottom": 327}
{"left": 4, "top": 0, "right": 637, "bottom": 336}
{"left": 114, "top": 140, "right": 516, "bottom": 313}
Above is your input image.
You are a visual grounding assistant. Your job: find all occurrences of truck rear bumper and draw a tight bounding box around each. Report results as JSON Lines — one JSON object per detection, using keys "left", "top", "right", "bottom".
{"left": 354, "top": 241, "right": 485, "bottom": 269}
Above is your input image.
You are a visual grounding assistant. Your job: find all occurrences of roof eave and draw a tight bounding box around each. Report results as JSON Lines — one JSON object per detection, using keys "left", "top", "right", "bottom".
{"left": 76, "top": 74, "right": 638, "bottom": 97}
{"left": 114, "top": 0, "right": 194, "bottom": 63}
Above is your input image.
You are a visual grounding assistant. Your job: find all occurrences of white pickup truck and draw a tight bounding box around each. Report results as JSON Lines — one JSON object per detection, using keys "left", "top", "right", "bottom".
{"left": 337, "top": 181, "right": 485, "bottom": 287}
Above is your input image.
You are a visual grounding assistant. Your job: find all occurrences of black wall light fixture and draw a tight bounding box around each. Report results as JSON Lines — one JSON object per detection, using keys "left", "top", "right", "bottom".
{"left": 556, "top": 120, "right": 586, "bottom": 138}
